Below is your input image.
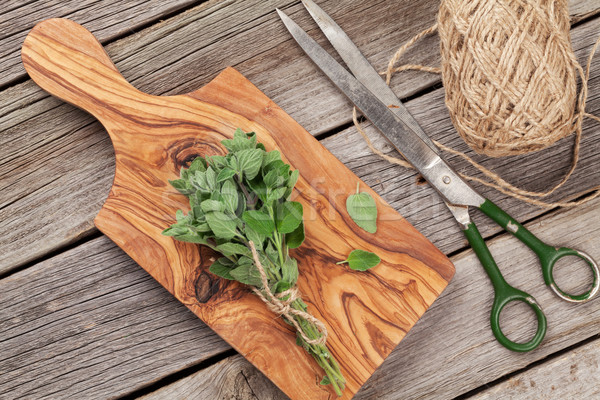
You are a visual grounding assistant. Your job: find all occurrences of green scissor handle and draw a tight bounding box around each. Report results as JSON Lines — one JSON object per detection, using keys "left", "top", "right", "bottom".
{"left": 463, "top": 222, "right": 547, "bottom": 352}
{"left": 479, "top": 200, "right": 600, "bottom": 303}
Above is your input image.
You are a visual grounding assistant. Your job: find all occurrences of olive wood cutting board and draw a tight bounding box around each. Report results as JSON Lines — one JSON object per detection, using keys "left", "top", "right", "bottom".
{"left": 22, "top": 18, "right": 455, "bottom": 399}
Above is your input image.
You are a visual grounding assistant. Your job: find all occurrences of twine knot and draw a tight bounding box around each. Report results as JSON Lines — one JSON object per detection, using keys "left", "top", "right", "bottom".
{"left": 248, "top": 241, "right": 328, "bottom": 346}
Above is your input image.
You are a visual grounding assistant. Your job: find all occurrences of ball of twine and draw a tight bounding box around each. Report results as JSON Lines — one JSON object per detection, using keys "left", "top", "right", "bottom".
{"left": 438, "top": 0, "right": 578, "bottom": 157}
{"left": 354, "top": 0, "right": 600, "bottom": 207}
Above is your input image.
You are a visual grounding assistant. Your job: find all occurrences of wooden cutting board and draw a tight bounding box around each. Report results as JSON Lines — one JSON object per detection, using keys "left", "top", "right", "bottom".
{"left": 22, "top": 18, "right": 455, "bottom": 399}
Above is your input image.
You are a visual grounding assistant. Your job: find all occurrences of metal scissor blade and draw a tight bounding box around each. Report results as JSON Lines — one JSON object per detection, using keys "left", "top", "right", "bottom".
{"left": 300, "top": 0, "right": 440, "bottom": 155}
{"left": 277, "top": 9, "right": 485, "bottom": 208}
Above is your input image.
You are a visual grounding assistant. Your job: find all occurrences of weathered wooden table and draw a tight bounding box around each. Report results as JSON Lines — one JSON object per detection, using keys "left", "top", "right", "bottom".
{"left": 2, "top": 1, "right": 600, "bottom": 399}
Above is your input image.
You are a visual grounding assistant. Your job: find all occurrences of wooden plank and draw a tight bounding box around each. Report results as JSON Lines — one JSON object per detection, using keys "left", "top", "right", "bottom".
{"left": 0, "top": 0, "right": 201, "bottom": 88}
{"left": 137, "top": 196, "right": 600, "bottom": 400}
{"left": 2, "top": 10, "right": 600, "bottom": 275}
{"left": 139, "top": 355, "right": 287, "bottom": 400}
{"left": 0, "top": 235, "right": 231, "bottom": 399}
{"left": 2, "top": 193, "right": 598, "bottom": 400}
{"left": 0, "top": 0, "right": 442, "bottom": 273}
{"left": 1, "top": 0, "right": 440, "bottom": 134}
{"left": 471, "top": 339, "right": 600, "bottom": 400}
{"left": 571, "top": 0, "right": 600, "bottom": 22}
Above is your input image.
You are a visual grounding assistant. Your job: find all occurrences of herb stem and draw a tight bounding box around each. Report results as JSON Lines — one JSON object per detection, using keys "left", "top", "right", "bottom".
{"left": 235, "top": 175, "right": 256, "bottom": 209}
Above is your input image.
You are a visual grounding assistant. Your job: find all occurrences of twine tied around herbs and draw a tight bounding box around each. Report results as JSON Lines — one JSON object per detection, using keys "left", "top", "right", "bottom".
{"left": 354, "top": 0, "right": 600, "bottom": 208}
{"left": 248, "top": 241, "right": 328, "bottom": 346}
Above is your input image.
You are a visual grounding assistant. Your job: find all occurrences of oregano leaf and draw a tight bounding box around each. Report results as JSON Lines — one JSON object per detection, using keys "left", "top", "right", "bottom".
{"left": 188, "top": 157, "right": 207, "bottom": 173}
{"left": 230, "top": 264, "right": 263, "bottom": 286}
{"left": 276, "top": 201, "right": 303, "bottom": 234}
{"left": 216, "top": 167, "right": 236, "bottom": 182}
{"left": 285, "top": 221, "right": 305, "bottom": 249}
{"left": 216, "top": 243, "right": 251, "bottom": 257}
{"left": 346, "top": 186, "right": 377, "bottom": 234}
{"left": 209, "top": 258, "right": 235, "bottom": 280}
{"left": 243, "top": 210, "right": 275, "bottom": 235}
{"left": 200, "top": 199, "right": 225, "bottom": 213}
{"left": 262, "top": 150, "right": 281, "bottom": 167}
{"left": 220, "top": 180, "right": 239, "bottom": 214}
{"left": 235, "top": 148, "right": 263, "bottom": 180}
{"left": 337, "top": 249, "right": 381, "bottom": 271}
{"left": 163, "top": 129, "right": 346, "bottom": 394}
{"left": 205, "top": 211, "right": 238, "bottom": 240}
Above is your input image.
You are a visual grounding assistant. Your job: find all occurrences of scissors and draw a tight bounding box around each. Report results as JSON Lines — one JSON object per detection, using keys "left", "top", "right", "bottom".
{"left": 277, "top": 0, "right": 600, "bottom": 352}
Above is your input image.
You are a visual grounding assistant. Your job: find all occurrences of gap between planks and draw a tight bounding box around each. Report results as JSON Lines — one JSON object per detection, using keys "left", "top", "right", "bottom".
{"left": 3, "top": 0, "right": 600, "bottom": 396}
{"left": 1, "top": 195, "right": 598, "bottom": 400}
{"left": 2, "top": 0, "right": 600, "bottom": 276}
{"left": 127, "top": 194, "right": 600, "bottom": 400}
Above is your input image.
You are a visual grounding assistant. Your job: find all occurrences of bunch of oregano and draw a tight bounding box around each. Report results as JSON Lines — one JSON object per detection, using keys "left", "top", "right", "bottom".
{"left": 163, "top": 129, "right": 345, "bottom": 396}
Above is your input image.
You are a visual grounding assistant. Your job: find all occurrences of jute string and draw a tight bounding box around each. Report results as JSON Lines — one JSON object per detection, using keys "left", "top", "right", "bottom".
{"left": 248, "top": 241, "right": 328, "bottom": 346}
{"left": 354, "top": 0, "right": 600, "bottom": 208}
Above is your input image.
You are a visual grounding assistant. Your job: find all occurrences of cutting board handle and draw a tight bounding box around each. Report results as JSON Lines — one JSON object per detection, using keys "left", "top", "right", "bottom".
{"left": 21, "top": 18, "right": 143, "bottom": 126}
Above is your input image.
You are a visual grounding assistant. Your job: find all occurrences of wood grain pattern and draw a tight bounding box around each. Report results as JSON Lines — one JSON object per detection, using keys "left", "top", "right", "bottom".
{"left": 139, "top": 354, "right": 287, "bottom": 400}
{"left": 1, "top": 195, "right": 598, "bottom": 399}
{"left": 0, "top": 236, "right": 231, "bottom": 400}
{"left": 472, "top": 338, "right": 600, "bottom": 400}
{"left": 3, "top": 0, "right": 599, "bottom": 274}
{"left": 4, "top": 1, "right": 600, "bottom": 398}
{"left": 0, "top": 0, "right": 201, "bottom": 88}
{"left": 137, "top": 196, "right": 600, "bottom": 400}
{"left": 21, "top": 18, "right": 453, "bottom": 399}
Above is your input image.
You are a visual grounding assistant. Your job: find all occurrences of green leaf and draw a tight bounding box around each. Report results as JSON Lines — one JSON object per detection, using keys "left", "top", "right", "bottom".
{"left": 219, "top": 256, "right": 235, "bottom": 266}
{"left": 262, "top": 150, "right": 281, "bottom": 167}
{"left": 209, "top": 258, "right": 235, "bottom": 280}
{"left": 246, "top": 178, "right": 268, "bottom": 203}
{"left": 193, "top": 189, "right": 211, "bottom": 204}
{"left": 287, "top": 169, "right": 299, "bottom": 189}
{"left": 216, "top": 243, "right": 251, "bottom": 257}
{"left": 230, "top": 263, "right": 263, "bottom": 286}
{"left": 205, "top": 211, "right": 238, "bottom": 240}
{"left": 190, "top": 171, "right": 208, "bottom": 191}
{"left": 243, "top": 210, "right": 275, "bottom": 236}
{"left": 320, "top": 376, "right": 331, "bottom": 386}
{"left": 191, "top": 205, "right": 204, "bottom": 220}
{"left": 346, "top": 188, "right": 378, "bottom": 234}
{"left": 266, "top": 187, "right": 287, "bottom": 204}
{"left": 169, "top": 178, "right": 194, "bottom": 195}
{"left": 285, "top": 221, "right": 305, "bottom": 249}
{"left": 276, "top": 201, "right": 303, "bottom": 234}
{"left": 208, "top": 155, "right": 228, "bottom": 170}
{"left": 221, "top": 180, "right": 239, "bottom": 214}
{"left": 193, "top": 222, "right": 212, "bottom": 233}
{"left": 265, "top": 242, "right": 279, "bottom": 264}
{"left": 337, "top": 249, "right": 381, "bottom": 271}
{"left": 275, "top": 162, "right": 290, "bottom": 177}
{"left": 162, "top": 226, "right": 189, "bottom": 236}
{"left": 201, "top": 199, "right": 225, "bottom": 213}
{"left": 235, "top": 148, "right": 263, "bottom": 180}
{"left": 172, "top": 234, "right": 208, "bottom": 244}
{"left": 245, "top": 225, "right": 266, "bottom": 249}
{"left": 216, "top": 167, "right": 236, "bottom": 182}
{"left": 263, "top": 169, "right": 283, "bottom": 189}
{"left": 281, "top": 257, "right": 298, "bottom": 286}
{"left": 189, "top": 157, "right": 207, "bottom": 173}
{"left": 264, "top": 158, "right": 284, "bottom": 171}
{"left": 163, "top": 225, "right": 208, "bottom": 244}
{"left": 205, "top": 166, "right": 217, "bottom": 189}
{"left": 221, "top": 128, "right": 256, "bottom": 152}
